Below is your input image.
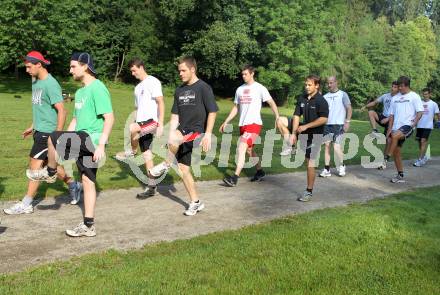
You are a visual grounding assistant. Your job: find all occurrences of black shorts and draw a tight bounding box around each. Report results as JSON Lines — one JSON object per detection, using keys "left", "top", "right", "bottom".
{"left": 376, "top": 113, "right": 389, "bottom": 134}
{"left": 323, "top": 125, "right": 344, "bottom": 144}
{"left": 415, "top": 128, "right": 431, "bottom": 140}
{"left": 298, "top": 133, "right": 323, "bottom": 160}
{"left": 139, "top": 133, "right": 153, "bottom": 152}
{"left": 395, "top": 125, "right": 413, "bottom": 147}
{"left": 30, "top": 131, "right": 51, "bottom": 160}
{"left": 176, "top": 127, "right": 201, "bottom": 166}
{"left": 50, "top": 131, "right": 98, "bottom": 182}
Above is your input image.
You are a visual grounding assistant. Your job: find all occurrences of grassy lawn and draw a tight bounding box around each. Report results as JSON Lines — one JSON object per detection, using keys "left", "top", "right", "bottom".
{"left": 1, "top": 76, "right": 440, "bottom": 200}
{"left": 1, "top": 186, "right": 439, "bottom": 294}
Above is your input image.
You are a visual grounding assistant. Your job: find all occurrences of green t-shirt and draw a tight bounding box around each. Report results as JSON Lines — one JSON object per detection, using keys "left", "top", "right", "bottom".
{"left": 74, "top": 79, "right": 113, "bottom": 146}
{"left": 32, "top": 74, "right": 63, "bottom": 132}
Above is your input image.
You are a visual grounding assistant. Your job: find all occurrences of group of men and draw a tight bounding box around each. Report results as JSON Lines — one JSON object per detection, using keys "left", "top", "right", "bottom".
{"left": 364, "top": 78, "right": 439, "bottom": 181}
{"left": 2, "top": 50, "right": 437, "bottom": 237}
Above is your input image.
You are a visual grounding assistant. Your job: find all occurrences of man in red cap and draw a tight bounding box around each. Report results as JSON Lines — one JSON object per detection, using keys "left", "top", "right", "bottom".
{"left": 3, "top": 51, "right": 82, "bottom": 215}
{"left": 28, "top": 52, "right": 114, "bottom": 237}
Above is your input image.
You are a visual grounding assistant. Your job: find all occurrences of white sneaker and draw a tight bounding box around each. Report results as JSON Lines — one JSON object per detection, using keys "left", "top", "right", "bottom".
{"left": 390, "top": 174, "right": 405, "bottom": 183}
{"left": 338, "top": 165, "right": 346, "bottom": 177}
{"left": 69, "top": 182, "right": 83, "bottom": 205}
{"left": 280, "top": 146, "right": 296, "bottom": 156}
{"left": 413, "top": 159, "right": 422, "bottom": 167}
{"left": 3, "top": 202, "right": 33, "bottom": 215}
{"left": 319, "top": 168, "right": 331, "bottom": 177}
{"left": 26, "top": 167, "right": 57, "bottom": 183}
{"left": 184, "top": 201, "right": 205, "bottom": 216}
{"left": 149, "top": 162, "right": 170, "bottom": 178}
{"left": 115, "top": 150, "right": 135, "bottom": 161}
{"left": 369, "top": 130, "right": 382, "bottom": 139}
{"left": 66, "top": 222, "right": 96, "bottom": 237}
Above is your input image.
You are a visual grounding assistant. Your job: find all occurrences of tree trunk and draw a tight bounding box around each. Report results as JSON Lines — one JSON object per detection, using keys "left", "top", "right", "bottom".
{"left": 114, "top": 51, "right": 126, "bottom": 82}
{"left": 15, "top": 62, "right": 19, "bottom": 80}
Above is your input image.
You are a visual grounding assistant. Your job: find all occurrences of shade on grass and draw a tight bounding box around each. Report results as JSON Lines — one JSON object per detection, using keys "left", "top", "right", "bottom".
{"left": 1, "top": 186, "right": 439, "bottom": 294}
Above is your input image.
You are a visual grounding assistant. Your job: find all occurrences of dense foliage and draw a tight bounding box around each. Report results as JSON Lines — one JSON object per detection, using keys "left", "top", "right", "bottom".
{"left": 1, "top": 0, "right": 440, "bottom": 104}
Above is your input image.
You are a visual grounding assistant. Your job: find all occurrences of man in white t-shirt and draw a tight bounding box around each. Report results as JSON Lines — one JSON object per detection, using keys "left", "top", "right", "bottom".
{"left": 115, "top": 58, "right": 165, "bottom": 197}
{"left": 361, "top": 81, "right": 399, "bottom": 169}
{"left": 386, "top": 76, "right": 423, "bottom": 183}
{"left": 220, "top": 65, "right": 280, "bottom": 187}
{"left": 413, "top": 87, "right": 439, "bottom": 167}
{"left": 319, "top": 76, "right": 352, "bottom": 177}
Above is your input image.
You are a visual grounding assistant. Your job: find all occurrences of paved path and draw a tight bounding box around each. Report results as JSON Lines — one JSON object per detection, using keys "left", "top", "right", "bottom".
{"left": 1, "top": 158, "right": 439, "bottom": 273}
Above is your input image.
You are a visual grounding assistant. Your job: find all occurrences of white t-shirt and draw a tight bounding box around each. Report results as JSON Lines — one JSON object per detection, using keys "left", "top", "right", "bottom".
{"left": 389, "top": 91, "right": 424, "bottom": 130}
{"left": 377, "top": 92, "right": 394, "bottom": 117}
{"left": 323, "top": 90, "right": 351, "bottom": 125}
{"left": 417, "top": 99, "right": 439, "bottom": 129}
{"left": 134, "top": 75, "right": 163, "bottom": 122}
{"left": 234, "top": 81, "right": 272, "bottom": 126}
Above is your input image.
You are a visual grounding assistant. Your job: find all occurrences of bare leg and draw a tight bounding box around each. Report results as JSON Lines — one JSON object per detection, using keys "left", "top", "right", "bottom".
{"left": 234, "top": 141, "right": 249, "bottom": 176}
{"left": 394, "top": 146, "right": 403, "bottom": 172}
{"left": 368, "top": 110, "right": 379, "bottom": 130}
{"left": 307, "top": 158, "right": 316, "bottom": 190}
{"left": 276, "top": 116, "right": 291, "bottom": 142}
{"left": 82, "top": 174, "right": 96, "bottom": 218}
{"left": 419, "top": 138, "right": 428, "bottom": 159}
{"left": 324, "top": 142, "right": 331, "bottom": 166}
{"left": 250, "top": 148, "right": 262, "bottom": 171}
{"left": 178, "top": 163, "right": 198, "bottom": 202}
{"left": 333, "top": 143, "right": 344, "bottom": 167}
{"left": 26, "top": 158, "right": 44, "bottom": 198}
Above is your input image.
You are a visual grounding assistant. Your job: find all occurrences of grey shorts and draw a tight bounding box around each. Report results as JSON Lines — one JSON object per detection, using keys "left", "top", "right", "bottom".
{"left": 323, "top": 124, "right": 344, "bottom": 144}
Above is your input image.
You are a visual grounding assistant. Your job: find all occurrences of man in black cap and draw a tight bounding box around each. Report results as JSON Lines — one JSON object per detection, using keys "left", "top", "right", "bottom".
{"left": 28, "top": 52, "right": 114, "bottom": 237}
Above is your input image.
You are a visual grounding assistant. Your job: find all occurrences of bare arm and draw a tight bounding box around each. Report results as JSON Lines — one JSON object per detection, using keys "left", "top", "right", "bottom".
{"left": 266, "top": 99, "right": 280, "bottom": 126}
{"left": 412, "top": 112, "right": 423, "bottom": 127}
{"left": 344, "top": 104, "right": 352, "bottom": 132}
{"left": 219, "top": 104, "right": 238, "bottom": 132}
{"left": 53, "top": 102, "right": 67, "bottom": 131}
{"left": 201, "top": 112, "right": 217, "bottom": 152}
{"left": 67, "top": 118, "right": 77, "bottom": 131}
{"left": 298, "top": 117, "right": 328, "bottom": 133}
{"left": 93, "top": 113, "right": 115, "bottom": 162}
{"left": 156, "top": 96, "right": 165, "bottom": 137}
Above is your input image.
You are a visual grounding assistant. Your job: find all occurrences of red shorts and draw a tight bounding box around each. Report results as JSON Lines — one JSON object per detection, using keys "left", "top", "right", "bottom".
{"left": 239, "top": 124, "right": 262, "bottom": 147}
{"left": 138, "top": 120, "right": 158, "bottom": 136}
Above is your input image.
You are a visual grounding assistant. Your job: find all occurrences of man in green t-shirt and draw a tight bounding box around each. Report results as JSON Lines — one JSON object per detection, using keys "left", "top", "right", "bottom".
{"left": 28, "top": 52, "right": 114, "bottom": 237}
{"left": 3, "top": 51, "right": 82, "bottom": 215}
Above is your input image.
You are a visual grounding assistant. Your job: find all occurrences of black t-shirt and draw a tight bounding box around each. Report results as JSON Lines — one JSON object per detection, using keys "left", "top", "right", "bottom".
{"left": 294, "top": 92, "right": 329, "bottom": 134}
{"left": 172, "top": 79, "right": 219, "bottom": 133}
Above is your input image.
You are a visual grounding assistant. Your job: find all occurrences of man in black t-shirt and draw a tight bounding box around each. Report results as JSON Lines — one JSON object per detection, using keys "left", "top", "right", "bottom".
{"left": 149, "top": 56, "right": 218, "bottom": 216}
{"left": 290, "top": 75, "right": 329, "bottom": 202}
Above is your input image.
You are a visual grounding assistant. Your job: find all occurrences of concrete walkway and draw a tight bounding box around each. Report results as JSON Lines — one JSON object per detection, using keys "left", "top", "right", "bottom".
{"left": 1, "top": 158, "right": 439, "bottom": 273}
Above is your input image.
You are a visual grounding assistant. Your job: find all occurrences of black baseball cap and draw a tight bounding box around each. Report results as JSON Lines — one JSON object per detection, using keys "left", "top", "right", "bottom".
{"left": 71, "top": 52, "right": 96, "bottom": 75}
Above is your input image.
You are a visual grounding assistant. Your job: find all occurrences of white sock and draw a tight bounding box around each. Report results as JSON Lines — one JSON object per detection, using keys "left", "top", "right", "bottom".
{"left": 22, "top": 196, "right": 33, "bottom": 207}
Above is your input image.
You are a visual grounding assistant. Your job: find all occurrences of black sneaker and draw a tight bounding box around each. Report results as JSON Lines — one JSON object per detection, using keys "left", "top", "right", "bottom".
{"left": 250, "top": 169, "right": 265, "bottom": 182}
{"left": 136, "top": 186, "right": 156, "bottom": 199}
{"left": 223, "top": 175, "right": 238, "bottom": 187}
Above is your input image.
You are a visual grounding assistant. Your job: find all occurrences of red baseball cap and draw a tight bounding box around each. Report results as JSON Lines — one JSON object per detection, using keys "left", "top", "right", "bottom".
{"left": 24, "top": 51, "right": 50, "bottom": 65}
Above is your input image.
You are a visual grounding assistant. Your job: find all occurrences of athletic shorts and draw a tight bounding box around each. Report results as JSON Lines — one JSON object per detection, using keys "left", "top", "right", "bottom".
{"left": 415, "top": 128, "right": 431, "bottom": 141}
{"left": 287, "top": 117, "right": 294, "bottom": 133}
{"left": 298, "top": 133, "right": 323, "bottom": 160}
{"left": 323, "top": 124, "right": 344, "bottom": 144}
{"left": 50, "top": 131, "right": 98, "bottom": 183}
{"left": 30, "top": 131, "right": 51, "bottom": 160}
{"left": 137, "top": 119, "right": 158, "bottom": 152}
{"left": 239, "top": 124, "right": 262, "bottom": 148}
{"left": 176, "top": 127, "right": 202, "bottom": 166}
{"left": 376, "top": 113, "right": 389, "bottom": 134}
{"left": 394, "top": 125, "right": 413, "bottom": 147}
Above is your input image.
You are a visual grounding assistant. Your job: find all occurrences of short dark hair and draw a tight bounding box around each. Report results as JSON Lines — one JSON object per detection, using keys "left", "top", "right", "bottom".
{"left": 241, "top": 64, "right": 255, "bottom": 74}
{"left": 397, "top": 76, "right": 411, "bottom": 87}
{"left": 422, "top": 87, "right": 432, "bottom": 93}
{"left": 128, "top": 57, "right": 144, "bottom": 69}
{"left": 178, "top": 56, "right": 197, "bottom": 72}
{"left": 305, "top": 74, "right": 321, "bottom": 86}
{"left": 392, "top": 80, "right": 399, "bottom": 86}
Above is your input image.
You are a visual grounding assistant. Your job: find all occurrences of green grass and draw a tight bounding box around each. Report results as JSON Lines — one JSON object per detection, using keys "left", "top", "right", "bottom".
{"left": 1, "top": 186, "right": 440, "bottom": 294}
{"left": 1, "top": 75, "right": 440, "bottom": 200}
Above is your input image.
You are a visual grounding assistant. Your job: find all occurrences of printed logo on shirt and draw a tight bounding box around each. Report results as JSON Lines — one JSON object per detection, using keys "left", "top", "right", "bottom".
{"left": 300, "top": 103, "right": 305, "bottom": 107}
{"left": 32, "top": 88, "right": 43, "bottom": 105}
{"left": 75, "top": 97, "right": 86, "bottom": 110}
{"left": 395, "top": 96, "right": 410, "bottom": 103}
{"left": 239, "top": 88, "right": 252, "bottom": 104}
{"left": 178, "top": 90, "right": 196, "bottom": 106}
{"left": 423, "top": 104, "right": 429, "bottom": 114}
